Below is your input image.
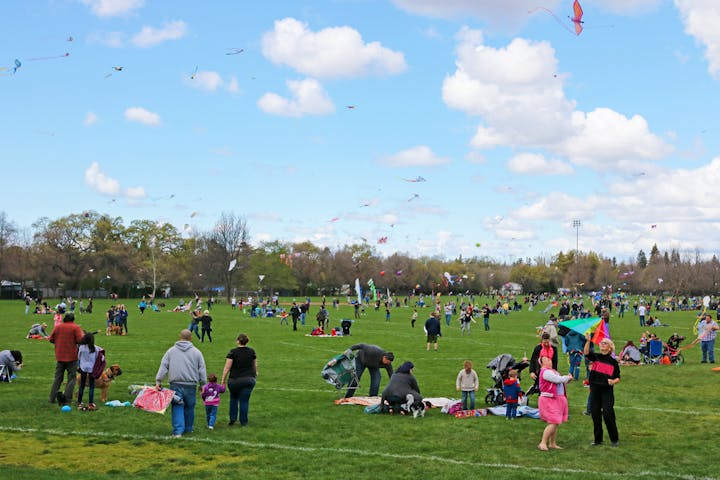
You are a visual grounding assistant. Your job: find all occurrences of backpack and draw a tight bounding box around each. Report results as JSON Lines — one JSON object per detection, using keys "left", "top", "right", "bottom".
{"left": 92, "top": 348, "right": 107, "bottom": 379}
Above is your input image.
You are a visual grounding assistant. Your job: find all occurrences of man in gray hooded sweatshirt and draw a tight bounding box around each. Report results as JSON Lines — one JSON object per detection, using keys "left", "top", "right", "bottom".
{"left": 156, "top": 329, "right": 207, "bottom": 437}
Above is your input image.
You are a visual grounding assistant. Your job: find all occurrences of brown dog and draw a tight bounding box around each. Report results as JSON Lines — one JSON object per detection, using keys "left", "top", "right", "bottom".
{"left": 77, "top": 365, "right": 122, "bottom": 402}
{"left": 106, "top": 325, "right": 124, "bottom": 336}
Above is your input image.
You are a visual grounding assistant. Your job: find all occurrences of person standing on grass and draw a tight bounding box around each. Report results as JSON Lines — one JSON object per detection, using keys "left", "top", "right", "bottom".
{"left": 77, "top": 331, "right": 101, "bottom": 411}
{"left": 698, "top": 314, "right": 719, "bottom": 363}
{"left": 410, "top": 308, "right": 418, "bottom": 328}
{"left": 425, "top": 311, "right": 441, "bottom": 351}
{"left": 199, "top": 310, "right": 213, "bottom": 343}
{"left": 537, "top": 355, "right": 573, "bottom": 450}
{"left": 482, "top": 303, "right": 491, "bottom": 331}
{"left": 201, "top": 373, "right": 225, "bottom": 430}
{"left": 155, "top": 329, "right": 207, "bottom": 438}
{"left": 221, "top": 333, "right": 257, "bottom": 427}
{"left": 48, "top": 313, "right": 84, "bottom": 405}
{"left": 455, "top": 360, "right": 479, "bottom": 410}
{"left": 116, "top": 304, "right": 129, "bottom": 335}
{"left": 290, "top": 302, "right": 301, "bottom": 331}
{"left": 584, "top": 338, "right": 620, "bottom": 447}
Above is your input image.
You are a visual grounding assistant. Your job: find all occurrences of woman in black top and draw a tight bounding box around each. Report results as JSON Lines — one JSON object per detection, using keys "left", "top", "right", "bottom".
{"left": 221, "top": 333, "right": 257, "bottom": 426}
{"left": 584, "top": 338, "right": 621, "bottom": 446}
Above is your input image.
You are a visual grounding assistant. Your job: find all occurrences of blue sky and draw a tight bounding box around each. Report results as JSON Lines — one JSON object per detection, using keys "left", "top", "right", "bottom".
{"left": 2, "top": 0, "right": 719, "bottom": 264}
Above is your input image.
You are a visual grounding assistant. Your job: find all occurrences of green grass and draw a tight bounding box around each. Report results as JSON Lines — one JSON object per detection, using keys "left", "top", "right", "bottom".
{"left": 1, "top": 298, "right": 718, "bottom": 480}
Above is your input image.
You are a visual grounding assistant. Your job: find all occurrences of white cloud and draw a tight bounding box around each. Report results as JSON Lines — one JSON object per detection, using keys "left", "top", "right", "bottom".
{"left": 125, "top": 186, "right": 146, "bottom": 199}
{"left": 507, "top": 152, "right": 573, "bottom": 175}
{"left": 131, "top": 20, "right": 187, "bottom": 48}
{"left": 83, "top": 112, "right": 98, "bottom": 126}
{"left": 380, "top": 145, "right": 451, "bottom": 167}
{"left": 557, "top": 108, "right": 672, "bottom": 171}
{"left": 124, "top": 107, "right": 160, "bottom": 126}
{"left": 84, "top": 162, "right": 121, "bottom": 196}
{"left": 186, "top": 70, "right": 240, "bottom": 94}
{"left": 262, "top": 17, "right": 407, "bottom": 79}
{"left": 676, "top": 0, "right": 720, "bottom": 78}
{"left": 188, "top": 70, "right": 223, "bottom": 91}
{"left": 506, "top": 157, "right": 720, "bottom": 258}
{"left": 257, "top": 78, "right": 334, "bottom": 117}
{"left": 443, "top": 28, "right": 672, "bottom": 172}
{"left": 81, "top": 0, "right": 143, "bottom": 17}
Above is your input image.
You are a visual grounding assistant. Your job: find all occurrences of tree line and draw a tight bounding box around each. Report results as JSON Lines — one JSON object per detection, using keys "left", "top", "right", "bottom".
{"left": 0, "top": 211, "right": 718, "bottom": 299}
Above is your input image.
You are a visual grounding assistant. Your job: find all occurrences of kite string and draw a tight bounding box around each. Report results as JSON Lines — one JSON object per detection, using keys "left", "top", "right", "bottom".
{"left": 25, "top": 53, "right": 70, "bottom": 62}
{"left": 528, "top": 7, "right": 578, "bottom": 36}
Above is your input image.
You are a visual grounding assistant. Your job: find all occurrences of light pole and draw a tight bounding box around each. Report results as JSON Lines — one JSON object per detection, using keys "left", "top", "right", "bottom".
{"left": 572, "top": 219, "right": 581, "bottom": 263}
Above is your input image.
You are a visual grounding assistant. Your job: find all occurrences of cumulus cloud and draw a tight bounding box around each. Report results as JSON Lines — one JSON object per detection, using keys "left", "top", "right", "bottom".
{"left": 676, "top": 0, "right": 720, "bottom": 78}
{"left": 442, "top": 27, "right": 672, "bottom": 172}
{"left": 83, "top": 112, "right": 98, "bottom": 126}
{"left": 507, "top": 152, "right": 573, "bottom": 175}
{"left": 131, "top": 20, "right": 187, "bottom": 48}
{"left": 84, "top": 162, "right": 121, "bottom": 196}
{"left": 81, "top": 0, "right": 143, "bottom": 17}
{"left": 258, "top": 78, "right": 334, "bottom": 117}
{"left": 506, "top": 157, "right": 720, "bottom": 258}
{"left": 262, "top": 17, "right": 407, "bottom": 79}
{"left": 186, "top": 70, "right": 239, "bottom": 94}
{"left": 124, "top": 106, "right": 160, "bottom": 126}
{"left": 557, "top": 108, "right": 672, "bottom": 170}
{"left": 380, "top": 145, "right": 451, "bottom": 167}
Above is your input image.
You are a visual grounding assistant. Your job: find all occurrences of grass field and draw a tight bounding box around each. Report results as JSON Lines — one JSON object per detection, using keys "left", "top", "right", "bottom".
{"left": 0, "top": 297, "right": 718, "bottom": 480}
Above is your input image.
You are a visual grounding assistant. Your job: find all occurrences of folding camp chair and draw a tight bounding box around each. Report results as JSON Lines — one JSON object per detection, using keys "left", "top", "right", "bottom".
{"left": 0, "top": 364, "right": 11, "bottom": 382}
{"left": 644, "top": 339, "right": 664, "bottom": 364}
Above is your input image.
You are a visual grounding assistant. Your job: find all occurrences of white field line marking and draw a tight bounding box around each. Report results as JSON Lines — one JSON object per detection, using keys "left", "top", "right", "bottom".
{"left": 0, "top": 426, "right": 716, "bottom": 480}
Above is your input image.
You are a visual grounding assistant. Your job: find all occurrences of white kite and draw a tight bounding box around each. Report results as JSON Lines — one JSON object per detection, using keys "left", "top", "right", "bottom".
{"left": 228, "top": 259, "right": 237, "bottom": 272}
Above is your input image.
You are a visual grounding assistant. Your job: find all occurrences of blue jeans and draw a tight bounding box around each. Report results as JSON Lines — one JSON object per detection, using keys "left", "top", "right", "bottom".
{"left": 505, "top": 402, "right": 518, "bottom": 418}
{"left": 205, "top": 405, "right": 218, "bottom": 427}
{"left": 188, "top": 323, "right": 200, "bottom": 339}
{"left": 445, "top": 314, "right": 451, "bottom": 326}
{"left": 569, "top": 352, "right": 583, "bottom": 380}
{"left": 345, "top": 358, "right": 382, "bottom": 398}
{"left": 483, "top": 317, "right": 490, "bottom": 331}
{"left": 228, "top": 377, "right": 256, "bottom": 426}
{"left": 461, "top": 390, "right": 475, "bottom": 410}
{"left": 170, "top": 383, "right": 197, "bottom": 436}
{"left": 639, "top": 316, "right": 645, "bottom": 327}
{"left": 702, "top": 339, "right": 716, "bottom": 362}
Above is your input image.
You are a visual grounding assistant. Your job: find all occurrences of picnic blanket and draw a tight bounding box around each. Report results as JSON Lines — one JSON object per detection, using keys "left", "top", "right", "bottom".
{"left": 133, "top": 387, "right": 174, "bottom": 414}
{"left": 487, "top": 405, "right": 540, "bottom": 419}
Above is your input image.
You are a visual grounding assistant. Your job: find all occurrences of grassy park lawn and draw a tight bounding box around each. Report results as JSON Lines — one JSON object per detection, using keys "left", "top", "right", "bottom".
{"left": 0, "top": 297, "right": 717, "bottom": 480}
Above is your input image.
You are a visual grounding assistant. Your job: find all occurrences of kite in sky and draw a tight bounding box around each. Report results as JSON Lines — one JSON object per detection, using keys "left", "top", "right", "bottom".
{"left": 328, "top": 217, "right": 340, "bottom": 223}
{"left": 377, "top": 236, "right": 388, "bottom": 244}
{"left": 226, "top": 48, "right": 244, "bottom": 55}
{"left": 346, "top": 105, "right": 356, "bottom": 109}
{"left": 0, "top": 59, "right": 22, "bottom": 75}
{"left": 105, "top": 66, "right": 123, "bottom": 78}
{"left": 530, "top": 0, "right": 584, "bottom": 36}
{"left": 402, "top": 176, "right": 426, "bottom": 183}
{"left": 190, "top": 66, "right": 198, "bottom": 80}
{"left": 407, "top": 194, "right": 420, "bottom": 202}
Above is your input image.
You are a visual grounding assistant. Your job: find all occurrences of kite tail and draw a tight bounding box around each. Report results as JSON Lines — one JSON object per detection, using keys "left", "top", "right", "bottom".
{"left": 528, "top": 7, "right": 578, "bottom": 36}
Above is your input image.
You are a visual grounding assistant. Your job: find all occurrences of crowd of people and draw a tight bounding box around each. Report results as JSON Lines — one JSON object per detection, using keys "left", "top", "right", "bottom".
{"left": 7, "top": 288, "right": 720, "bottom": 448}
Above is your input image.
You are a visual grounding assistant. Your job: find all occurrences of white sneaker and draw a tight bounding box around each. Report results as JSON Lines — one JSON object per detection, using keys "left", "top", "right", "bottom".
{"left": 208, "top": 426, "right": 214, "bottom": 430}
